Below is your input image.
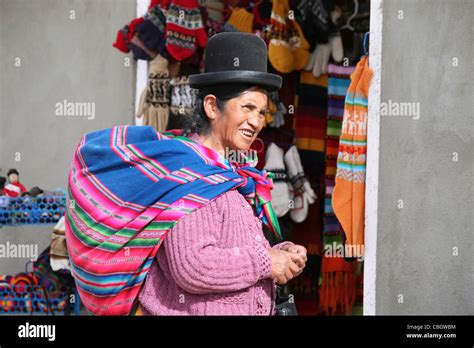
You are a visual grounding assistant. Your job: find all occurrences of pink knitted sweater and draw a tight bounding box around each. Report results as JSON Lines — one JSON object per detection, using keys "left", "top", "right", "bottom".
{"left": 138, "top": 189, "right": 293, "bottom": 315}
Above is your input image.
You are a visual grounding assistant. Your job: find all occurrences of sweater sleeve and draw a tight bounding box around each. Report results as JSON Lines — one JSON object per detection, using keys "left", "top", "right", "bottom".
{"left": 162, "top": 193, "right": 272, "bottom": 294}
{"left": 272, "top": 241, "right": 295, "bottom": 251}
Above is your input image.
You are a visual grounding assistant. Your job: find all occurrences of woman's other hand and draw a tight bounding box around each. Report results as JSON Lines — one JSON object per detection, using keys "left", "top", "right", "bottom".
{"left": 285, "top": 244, "right": 308, "bottom": 269}
{"left": 278, "top": 244, "right": 308, "bottom": 277}
{"left": 268, "top": 249, "right": 301, "bottom": 284}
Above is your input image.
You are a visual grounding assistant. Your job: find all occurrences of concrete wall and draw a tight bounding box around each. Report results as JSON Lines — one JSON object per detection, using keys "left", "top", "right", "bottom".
{"left": 0, "top": 0, "right": 136, "bottom": 275}
{"left": 375, "top": 0, "right": 473, "bottom": 314}
{"left": 0, "top": 0, "right": 136, "bottom": 190}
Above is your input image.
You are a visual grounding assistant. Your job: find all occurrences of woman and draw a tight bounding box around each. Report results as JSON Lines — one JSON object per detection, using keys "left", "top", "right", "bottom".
{"left": 139, "top": 33, "right": 308, "bottom": 315}
{"left": 65, "top": 32, "right": 307, "bottom": 316}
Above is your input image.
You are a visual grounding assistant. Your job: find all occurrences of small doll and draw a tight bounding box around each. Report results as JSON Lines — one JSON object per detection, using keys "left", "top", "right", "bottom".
{"left": 2, "top": 169, "right": 27, "bottom": 197}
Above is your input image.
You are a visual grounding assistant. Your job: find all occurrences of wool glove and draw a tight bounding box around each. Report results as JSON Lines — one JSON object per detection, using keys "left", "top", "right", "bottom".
{"left": 137, "top": 54, "right": 170, "bottom": 132}
{"left": 284, "top": 146, "right": 316, "bottom": 223}
{"left": 264, "top": 143, "right": 293, "bottom": 217}
{"left": 312, "top": 43, "right": 332, "bottom": 77}
{"left": 330, "top": 34, "right": 344, "bottom": 62}
{"left": 289, "top": 145, "right": 317, "bottom": 201}
{"left": 170, "top": 76, "right": 198, "bottom": 117}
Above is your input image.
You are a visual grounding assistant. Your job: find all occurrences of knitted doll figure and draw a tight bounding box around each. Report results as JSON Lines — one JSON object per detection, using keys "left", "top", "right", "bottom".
{"left": 137, "top": 54, "right": 171, "bottom": 132}
{"left": 3, "top": 169, "right": 27, "bottom": 198}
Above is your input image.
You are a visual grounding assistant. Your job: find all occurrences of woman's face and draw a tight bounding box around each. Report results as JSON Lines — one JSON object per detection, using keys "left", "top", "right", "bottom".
{"left": 206, "top": 89, "right": 268, "bottom": 152}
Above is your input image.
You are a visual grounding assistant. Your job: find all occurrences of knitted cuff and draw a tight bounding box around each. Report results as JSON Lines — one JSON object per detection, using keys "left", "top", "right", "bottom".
{"left": 148, "top": 74, "right": 170, "bottom": 107}
{"left": 272, "top": 241, "right": 294, "bottom": 251}
{"left": 170, "top": 76, "right": 197, "bottom": 116}
{"left": 251, "top": 243, "right": 272, "bottom": 281}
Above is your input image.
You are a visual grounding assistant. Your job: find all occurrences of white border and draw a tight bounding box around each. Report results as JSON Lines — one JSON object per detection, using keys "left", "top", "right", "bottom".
{"left": 134, "top": 0, "right": 149, "bottom": 125}
{"left": 363, "top": 0, "right": 383, "bottom": 316}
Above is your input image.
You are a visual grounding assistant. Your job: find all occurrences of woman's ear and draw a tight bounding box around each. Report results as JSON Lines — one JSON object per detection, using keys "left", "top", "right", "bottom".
{"left": 203, "top": 94, "right": 219, "bottom": 121}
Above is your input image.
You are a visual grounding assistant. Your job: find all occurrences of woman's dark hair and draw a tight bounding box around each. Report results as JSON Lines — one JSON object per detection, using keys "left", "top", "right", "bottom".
{"left": 182, "top": 84, "right": 269, "bottom": 136}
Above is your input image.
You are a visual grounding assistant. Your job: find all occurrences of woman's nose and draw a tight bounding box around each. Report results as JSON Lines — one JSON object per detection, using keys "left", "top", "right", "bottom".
{"left": 247, "top": 113, "right": 261, "bottom": 130}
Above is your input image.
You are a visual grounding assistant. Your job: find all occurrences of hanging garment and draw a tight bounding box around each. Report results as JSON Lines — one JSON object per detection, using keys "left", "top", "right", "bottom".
{"left": 263, "top": 143, "right": 293, "bottom": 218}
{"left": 137, "top": 54, "right": 170, "bottom": 132}
{"left": 319, "top": 255, "right": 357, "bottom": 315}
{"left": 65, "top": 125, "right": 281, "bottom": 315}
{"left": 294, "top": 71, "right": 328, "bottom": 176}
{"left": 165, "top": 0, "right": 208, "bottom": 61}
{"left": 318, "top": 62, "right": 358, "bottom": 316}
{"left": 332, "top": 56, "right": 372, "bottom": 252}
{"left": 284, "top": 146, "right": 317, "bottom": 223}
{"left": 225, "top": 7, "right": 254, "bottom": 33}
{"left": 169, "top": 76, "right": 198, "bottom": 117}
{"left": 323, "top": 63, "right": 354, "bottom": 232}
{"left": 134, "top": 5, "right": 170, "bottom": 59}
{"left": 268, "top": 0, "right": 294, "bottom": 73}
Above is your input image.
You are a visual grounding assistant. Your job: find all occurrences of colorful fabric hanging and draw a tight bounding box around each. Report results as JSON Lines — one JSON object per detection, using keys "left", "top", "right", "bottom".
{"left": 332, "top": 56, "right": 372, "bottom": 250}
{"left": 294, "top": 71, "right": 328, "bottom": 176}
{"left": 319, "top": 255, "right": 357, "bottom": 315}
{"left": 323, "top": 63, "right": 354, "bottom": 240}
{"left": 319, "top": 62, "right": 358, "bottom": 316}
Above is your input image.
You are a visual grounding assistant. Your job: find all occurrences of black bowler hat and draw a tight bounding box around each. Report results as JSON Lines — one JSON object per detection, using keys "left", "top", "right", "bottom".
{"left": 189, "top": 32, "right": 282, "bottom": 92}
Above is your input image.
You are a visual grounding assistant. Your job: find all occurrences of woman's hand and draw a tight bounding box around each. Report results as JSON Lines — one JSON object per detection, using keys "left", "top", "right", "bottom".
{"left": 279, "top": 244, "right": 308, "bottom": 277}
{"left": 268, "top": 249, "right": 301, "bottom": 284}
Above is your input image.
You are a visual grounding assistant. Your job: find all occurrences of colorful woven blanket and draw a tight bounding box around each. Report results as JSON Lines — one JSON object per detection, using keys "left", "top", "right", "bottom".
{"left": 65, "top": 125, "right": 280, "bottom": 315}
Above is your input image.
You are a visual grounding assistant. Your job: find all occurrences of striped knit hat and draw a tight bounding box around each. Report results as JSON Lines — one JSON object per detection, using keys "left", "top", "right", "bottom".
{"left": 165, "top": 0, "right": 208, "bottom": 61}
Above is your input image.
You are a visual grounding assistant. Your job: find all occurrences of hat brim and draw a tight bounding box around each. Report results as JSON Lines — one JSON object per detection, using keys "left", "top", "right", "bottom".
{"left": 189, "top": 71, "right": 282, "bottom": 92}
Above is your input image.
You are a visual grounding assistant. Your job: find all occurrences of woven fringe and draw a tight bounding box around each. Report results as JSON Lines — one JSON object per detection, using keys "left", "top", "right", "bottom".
{"left": 319, "top": 271, "right": 357, "bottom": 315}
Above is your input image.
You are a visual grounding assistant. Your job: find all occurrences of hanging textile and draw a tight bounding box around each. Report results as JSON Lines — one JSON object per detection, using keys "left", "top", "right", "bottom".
{"left": 323, "top": 63, "right": 354, "bottom": 237}
{"left": 295, "top": 71, "right": 328, "bottom": 176}
{"left": 319, "top": 62, "right": 357, "bottom": 316}
{"left": 332, "top": 56, "right": 372, "bottom": 252}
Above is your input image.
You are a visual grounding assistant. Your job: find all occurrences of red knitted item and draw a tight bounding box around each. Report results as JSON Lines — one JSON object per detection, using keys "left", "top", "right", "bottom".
{"left": 113, "top": 17, "right": 145, "bottom": 54}
{"left": 113, "top": 30, "right": 129, "bottom": 53}
{"left": 148, "top": 0, "right": 170, "bottom": 10}
{"left": 165, "top": 0, "right": 208, "bottom": 61}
